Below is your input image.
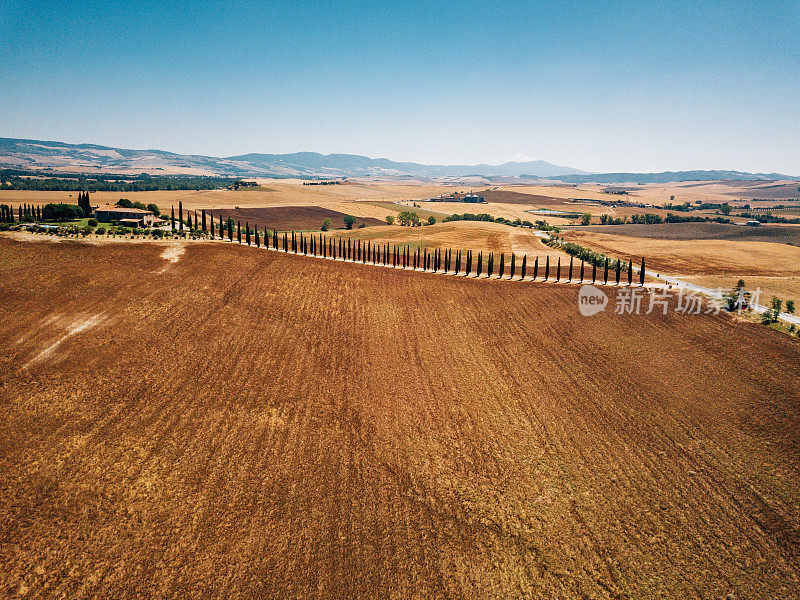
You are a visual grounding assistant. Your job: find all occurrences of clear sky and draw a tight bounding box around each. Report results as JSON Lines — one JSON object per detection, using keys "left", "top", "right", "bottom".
{"left": 1, "top": 0, "right": 798, "bottom": 174}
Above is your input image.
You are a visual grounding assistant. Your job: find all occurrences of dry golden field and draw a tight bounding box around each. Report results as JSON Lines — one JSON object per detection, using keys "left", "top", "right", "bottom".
{"left": 1, "top": 236, "right": 800, "bottom": 599}
{"left": 560, "top": 230, "right": 800, "bottom": 275}
{"left": 325, "top": 221, "right": 575, "bottom": 262}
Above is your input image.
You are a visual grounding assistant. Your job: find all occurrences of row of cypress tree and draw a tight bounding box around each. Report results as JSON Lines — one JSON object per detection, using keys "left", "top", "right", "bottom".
{"left": 5, "top": 204, "right": 42, "bottom": 222}
{"left": 212, "top": 222, "right": 647, "bottom": 286}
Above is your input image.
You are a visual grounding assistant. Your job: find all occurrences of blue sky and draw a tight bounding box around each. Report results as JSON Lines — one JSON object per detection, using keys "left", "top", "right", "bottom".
{"left": 1, "top": 0, "right": 798, "bottom": 173}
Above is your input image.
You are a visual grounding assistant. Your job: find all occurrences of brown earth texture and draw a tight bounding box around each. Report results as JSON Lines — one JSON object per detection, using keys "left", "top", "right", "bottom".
{"left": 1, "top": 236, "right": 799, "bottom": 599}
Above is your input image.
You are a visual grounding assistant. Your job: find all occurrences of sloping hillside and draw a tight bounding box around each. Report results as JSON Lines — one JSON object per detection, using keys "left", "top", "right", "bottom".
{"left": 1, "top": 237, "right": 799, "bottom": 599}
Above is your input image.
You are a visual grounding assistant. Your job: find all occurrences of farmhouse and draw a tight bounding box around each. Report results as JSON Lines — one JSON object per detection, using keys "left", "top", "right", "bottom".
{"left": 94, "top": 205, "right": 160, "bottom": 227}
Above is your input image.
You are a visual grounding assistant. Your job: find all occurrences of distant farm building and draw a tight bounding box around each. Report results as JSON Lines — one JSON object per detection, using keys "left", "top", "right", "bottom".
{"left": 428, "top": 193, "right": 486, "bottom": 203}
{"left": 94, "top": 205, "right": 161, "bottom": 227}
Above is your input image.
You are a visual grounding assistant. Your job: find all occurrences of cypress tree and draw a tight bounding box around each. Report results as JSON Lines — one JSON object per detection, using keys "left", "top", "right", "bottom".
{"left": 455, "top": 250, "right": 461, "bottom": 275}
{"left": 227, "top": 218, "right": 233, "bottom": 241}
{"left": 219, "top": 214, "right": 223, "bottom": 239}
{"left": 592, "top": 260, "right": 597, "bottom": 284}
{"left": 36, "top": 205, "right": 41, "bottom": 220}
{"left": 509, "top": 253, "right": 515, "bottom": 279}
{"left": 640, "top": 257, "right": 645, "bottom": 286}
{"left": 568, "top": 256, "right": 574, "bottom": 282}
{"left": 477, "top": 251, "right": 483, "bottom": 277}
{"left": 284, "top": 232, "right": 288, "bottom": 252}
{"left": 556, "top": 257, "right": 561, "bottom": 282}
{"left": 179, "top": 202, "right": 184, "bottom": 230}
{"left": 237, "top": 221, "right": 242, "bottom": 243}
{"left": 580, "top": 257, "right": 585, "bottom": 282}
{"left": 18, "top": 205, "right": 22, "bottom": 221}
{"left": 273, "top": 229, "right": 278, "bottom": 249}
{"left": 171, "top": 206, "right": 176, "bottom": 230}
{"left": 499, "top": 253, "right": 504, "bottom": 278}
{"left": 603, "top": 257, "right": 609, "bottom": 285}
{"left": 628, "top": 259, "right": 633, "bottom": 286}
{"left": 544, "top": 256, "right": 549, "bottom": 281}
{"left": 304, "top": 235, "right": 308, "bottom": 255}
{"left": 202, "top": 210, "right": 207, "bottom": 232}
{"left": 615, "top": 259, "right": 621, "bottom": 285}
{"left": 246, "top": 222, "right": 251, "bottom": 245}
{"left": 255, "top": 228, "right": 260, "bottom": 247}
{"left": 521, "top": 255, "right": 527, "bottom": 280}
{"left": 533, "top": 256, "right": 539, "bottom": 280}
{"left": 465, "top": 250, "right": 472, "bottom": 276}
{"left": 487, "top": 252, "right": 493, "bottom": 278}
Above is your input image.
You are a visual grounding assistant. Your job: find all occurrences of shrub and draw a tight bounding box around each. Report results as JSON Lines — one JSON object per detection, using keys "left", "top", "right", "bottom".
{"left": 427, "top": 216, "right": 436, "bottom": 225}
{"left": 385, "top": 215, "right": 395, "bottom": 225}
{"left": 581, "top": 213, "right": 591, "bottom": 226}
{"left": 321, "top": 217, "right": 332, "bottom": 231}
{"left": 88, "top": 218, "right": 98, "bottom": 227}
{"left": 786, "top": 300, "right": 795, "bottom": 314}
{"left": 343, "top": 215, "right": 356, "bottom": 229}
{"left": 95, "top": 226, "right": 106, "bottom": 235}
{"left": 358, "top": 222, "right": 366, "bottom": 228}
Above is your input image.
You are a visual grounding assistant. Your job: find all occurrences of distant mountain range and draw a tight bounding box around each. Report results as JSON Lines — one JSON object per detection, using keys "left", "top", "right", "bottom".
{"left": 0, "top": 138, "right": 584, "bottom": 179}
{"left": 0, "top": 137, "right": 797, "bottom": 182}
{"left": 555, "top": 170, "right": 800, "bottom": 184}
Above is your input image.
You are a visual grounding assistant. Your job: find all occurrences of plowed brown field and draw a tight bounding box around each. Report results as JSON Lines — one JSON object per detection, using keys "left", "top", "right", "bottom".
{"left": 1, "top": 236, "right": 799, "bottom": 599}
{"left": 208, "top": 206, "right": 383, "bottom": 231}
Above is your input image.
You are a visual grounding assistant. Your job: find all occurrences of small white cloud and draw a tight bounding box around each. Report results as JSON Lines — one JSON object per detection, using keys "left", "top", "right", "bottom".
{"left": 512, "top": 153, "right": 535, "bottom": 162}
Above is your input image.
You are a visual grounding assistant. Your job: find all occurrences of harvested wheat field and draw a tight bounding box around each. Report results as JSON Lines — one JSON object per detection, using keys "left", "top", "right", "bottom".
{"left": 561, "top": 229, "right": 800, "bottom": 277}
{"left": 1, "top": 237, "right": 800, "bottom": 599}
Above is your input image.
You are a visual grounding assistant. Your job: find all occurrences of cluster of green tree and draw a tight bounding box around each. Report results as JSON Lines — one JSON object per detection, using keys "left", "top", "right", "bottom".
{"left": 664, "top": 213, "right": 731, "bottom": 224}
{"left": 629, "top": 213, "right": 666, "bottom": 224}
{"left": 397, "top": 211, "right": 420, "bottom": 226}
{"left": 117, "top": 198, "right": 160, "bottom": 215}
{"left": 598, "top": 215, "right": 626, "bottom": 225}
{"left": 442, "top": 212, "right": 552, "bottom": 231}
{"left": 736, "top": 212, "right": 800, "bottom": 224}
{"left": 0, "top": 170, "right": 248, "bottom": 191}
{"left": 42, "top": 203, "right": 84, "bottom": 221}
{"left": 662, "top": 202, "right": 693, "bottom": 211}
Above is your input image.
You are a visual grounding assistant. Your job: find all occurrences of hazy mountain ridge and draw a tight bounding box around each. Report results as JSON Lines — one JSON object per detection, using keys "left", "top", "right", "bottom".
{"left": 1, "top": 138, "right": 797, "bottom": 181}
{"left": 0, "top": 138, "right": 586, "bottom": 178}
{"left": 556, "top": 170, "right": 800, "bottom": 184}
